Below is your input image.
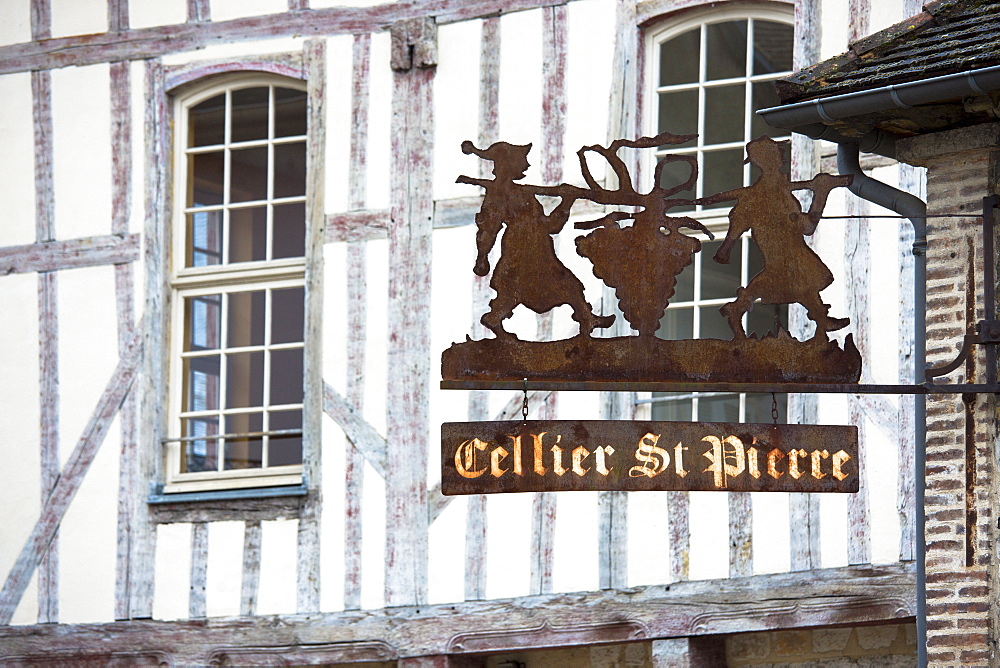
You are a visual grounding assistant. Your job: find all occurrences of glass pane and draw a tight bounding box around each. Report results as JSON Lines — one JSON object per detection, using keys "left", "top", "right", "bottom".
{"left": 660, "top": 28, "right": 700, "bottom": 86}
{"left": 185, "top": 294, "right": 221, "bottom": 351}
{"left": 706, "top": 21, "right": 747, "bottom": 80}
{"left": 184, "top": 355, "right": 220, "bottom": 411}
{"left": 658, "top": 157, "right": 696, "bottom": 213}
{"left": 672, "top": 263, "right": 695, "bottom": 303}
{"left": 651, "top": 394, "right": 692, "bottom": 421}
{"left": 704, "top": 84, "right": 745, "bottom": 145}
{"left": 658, "top": 89, "right": 698, "bottom": 143}
{"left": 229, "top": 206, "right": 267, "bottom": 263}
{"left": 752, "top": 21, "right": 793, "bottom": 75}
{"left": 189, "top": 152, "right": 224, "bottom": 207}
{"left": 231, "top": 87, "right": 270, "bottom": 143}
{"left": 227, "top": 290, "right": 265, "bottom": 348}
{"left": 224, "top": 412, "right": 263, "bottom": 470}
{"left": 656, "top": 306, "right": 693, "bottom": 340}
{"left": 189, "top": 94, "right": 225, "bottom": 147}
{"left": 703, "top": 149, "right": 744, "bottom": 207}
{"left": 700, "top": 239, "right": 741, "bottom": 300}
{"left": 699, "top": 304, "right": 733, "bottom": 340}
{"left": 746, "top": 392, "right": 786, "bottom": 423}
{"left": 271, "top": 287, "right": 304, "bottom": 344}
{"left": 273, "top": 202, "right": 305, "bottom": 259}
{"left": 275, "top": 88, "right": 307, "bottom": 137}
{"left": 230, "top": 146, "right": 268, "bottom": 203}
{"left": 269, "top": 409, "right": 303, "bottom": 466}
{"left": 752, "top": 81, "right": 784, "bottom": 138}
{"left": 226, "top": 351, "right": 264, "bottom": 408}
{"left": 270, "top": 348, "right": 304, "bottom": 406}
{"left": 182, "top": 417, "right": 218, "bottom": 472}
{"left": 273, "top": 142, "right": 306, "bottom": 199}
{"left": 187, "top": 210, "right": 222, "bottom": 267}
{"left": 747, "top": 302, "right": 788, "bottom": 339}
{"left": 697, "top": 394, "right": 740, "bottom": 422}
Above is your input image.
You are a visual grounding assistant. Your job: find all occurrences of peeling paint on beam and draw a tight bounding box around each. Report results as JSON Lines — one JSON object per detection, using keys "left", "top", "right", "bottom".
{"left": 0, "top": 0, "right": 574, "bottom": 75}
{"left": 0, "top": 234, "right": 141, "bottom": 275}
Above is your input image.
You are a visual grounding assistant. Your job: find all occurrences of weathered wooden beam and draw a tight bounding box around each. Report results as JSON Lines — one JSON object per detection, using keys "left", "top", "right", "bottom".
{"left": 667, "top": 491, "right": 690, "bottom": 582}
{"left": 32, "top": 64, "right": 58, "bottom": 625}
{"left": 787, "top": 0, "right": 823, "bottom": 573}
{"left": 0, "top": 234, "right": 141, "bottom": 276}
{"left": 149, "top": 496, "right": 304, "bottom": 524}
{"left": 108, "top": 0, "right": 129, "bottom": 33}
{"left": 729, "top": 493, "right": 752, "bottom": 578}
{"left": 187, "top": 0, "right": 209, "bottom": 23}
{"left": 0, "top": 327, "right": 143, "bottom": 625}
{"left": 297, "top": 38, "right": 327, "bottom": 615}
{"left": 240, "top": 521, "right": 262, "bottom": 617}
{"left": 462, "top": 13, "right": 500, "bottom": 603}
{"left": 344, "top": 32, "right": 372, "bottom": 613}
{"left": 131, "top": 59, "right": 169, "bottom": 620}
{"left": 164, "top": 56, "right": 305, "bottom": 92}
{"left": 30, "top": 0, "right": 50, "bottom": 41}
{"left": 0, "top": 0, "right": 572, "bottom": 76}
{"left": 323, "top": 383, "right": 388, "bottom": 479}
{"left": 110, "top": 59, "right": 139, "bottom": 622}
{"left": 845, "top": 194, "right": 872, "bottom": 566}
{"left": 0, "top": 563, "right": 916, "bottom": 661}
{"left": 385, "top": 20, "right": 436, "bottom": 605}
{"left": 189, "top": 522, "right": 208, "bottom": 619}
{"left": 325, "top": 197, "right": 487, "bottom": 243}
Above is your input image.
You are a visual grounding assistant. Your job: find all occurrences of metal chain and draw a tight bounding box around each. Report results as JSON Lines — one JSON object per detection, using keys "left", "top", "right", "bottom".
{"left": 522, "top": 378, "right": 529, "bottom": 421}
{"left": 771, "top": 392, "right": 779, "bottom": 425}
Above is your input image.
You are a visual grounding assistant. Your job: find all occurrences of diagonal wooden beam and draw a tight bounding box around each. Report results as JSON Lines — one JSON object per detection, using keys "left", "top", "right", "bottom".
{"left": 322, "top": 382, "right": 387, "bottom": 479}
{"left": 0, "top": 233, "right": 141, "bottom": 276}
{"left": 0, "top": 325, "right": 143, "bottom": 625}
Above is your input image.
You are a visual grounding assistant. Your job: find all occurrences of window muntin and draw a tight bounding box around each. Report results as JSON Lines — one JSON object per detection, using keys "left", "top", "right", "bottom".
{"left": 168, "top": 78, "right": 307, "bottom": 493}
{"left": 651, "top": 13, "right": 793, "bottom": 213}
{"left": 648, "top": 7, "right": 793, "bottom": 423}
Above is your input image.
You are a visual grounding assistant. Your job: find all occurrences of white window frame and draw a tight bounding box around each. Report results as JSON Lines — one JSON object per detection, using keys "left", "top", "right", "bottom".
{"left": 643, "top": 3, "right": 794, "bottom": 423}
{"left": 165, "top": 73, "right": 308, "bottom": 494}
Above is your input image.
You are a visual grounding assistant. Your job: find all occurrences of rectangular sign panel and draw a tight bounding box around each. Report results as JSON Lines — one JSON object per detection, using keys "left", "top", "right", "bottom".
{"left": 442, "top": 420, "right": 858, "bottom": 495}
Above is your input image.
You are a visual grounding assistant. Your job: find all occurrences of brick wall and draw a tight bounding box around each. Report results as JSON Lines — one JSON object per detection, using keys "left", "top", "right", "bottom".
{"left": 904, "top": 127, "right": 1000, "bottom": 664}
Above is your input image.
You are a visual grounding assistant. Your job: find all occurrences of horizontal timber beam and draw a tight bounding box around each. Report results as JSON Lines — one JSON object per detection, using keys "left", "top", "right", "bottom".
{"left": 0, "top": 563, "right": 915, "bottom": 662}
{"left": 0, "top": 234, "right": 140, "bottom": 275}
{"left": 0, "top": 0, "right": 571, "bottom": 75}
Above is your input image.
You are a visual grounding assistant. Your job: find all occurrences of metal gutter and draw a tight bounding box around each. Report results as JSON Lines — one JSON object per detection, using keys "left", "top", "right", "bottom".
{"left": 758, "top": 63, "right": 1000, "bottom": 157}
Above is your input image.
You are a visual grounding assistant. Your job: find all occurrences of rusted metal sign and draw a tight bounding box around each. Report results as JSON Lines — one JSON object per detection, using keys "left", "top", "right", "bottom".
{"left": 442, "top": 420, "right": 859, "bottom": 495}
{"left": 443, "top": 133, "right": 860, "bottom": 385}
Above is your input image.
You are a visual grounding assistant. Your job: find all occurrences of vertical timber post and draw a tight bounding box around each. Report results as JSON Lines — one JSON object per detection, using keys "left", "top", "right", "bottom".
{"left": 386, "top": 17, "right": 436, "bottom": 607}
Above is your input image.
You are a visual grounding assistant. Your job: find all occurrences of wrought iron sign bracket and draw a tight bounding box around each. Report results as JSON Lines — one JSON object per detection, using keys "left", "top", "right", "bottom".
{"left": 440, "top": 379, "right": 1000, "bottom": 395}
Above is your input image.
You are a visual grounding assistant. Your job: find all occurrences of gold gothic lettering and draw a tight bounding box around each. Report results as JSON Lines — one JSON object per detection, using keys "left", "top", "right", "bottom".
{"left": 832, "top": 450, "right": 851, "bottom": 481}
{"left": 455, "top": 438, "right": 489, "bottom": 478}
{"left": 788, "top": 449, "right": 808, "bottom": 479}
{"left": 767, "top": 448, "right": 784, "bottom": 479}
{"left": 629, "top": 432, "right": 670, "bottom": 478}
{"left": 572, "top": 446, "right": 591, "bottom": 476}
{"left": 595, "top": 445, "right": 614, "bottom": 475}
{"left": 490, "top": 446, "right": 509, "bottom": 477}
{"left": 811, "top": 449, "right": 829, "bottom": 479}
{"left": 747, "top": 446, "right": 761, "bottom": 479}
{"left": 674, "top": 442, "right": 688, "bottom": 478}
{"left": 702, "top": 435, "right": 746, "bottom": 488}
{"left": 551, "top": 437, "right": 567, "bottom": 476}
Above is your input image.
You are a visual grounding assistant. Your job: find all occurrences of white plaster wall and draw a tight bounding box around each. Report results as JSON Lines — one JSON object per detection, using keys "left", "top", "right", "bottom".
{"left": 498, "top": 8, "right": 544, "bottom": 183}
{"left": 51, "top": 64, "right": 112, "bottom": 241}
{"left": 211, "top": 0, "right": 287, "bottom": 23}
{"left": 0, "top": 0, "right": 31, "bottom": 47}
{"left": 49, "top": 0, "right": 106, "bottom": 39}
{"left": 0, "top": 273, "right": 41, "bottom": 625}
{"left": 565, "top": 0, "right": 615, "bottom": 183}
{"left": 0, "top": 72, "right": 36, "bottom": 247}
{"left": 324, "top": 35, "right": 353, "bottom": 215}
{"left": 256, "top": 519, "right": 298, "bottom": 614}
{"left": 129, "top": 0, "right": 187, "bottom": 30}
{"left": 160, "top": 38, "right": 306, "bottom": 66}
{"left": 433, "top": 19, "right": 480, "bottom": 202}
{"left": 205, "top": 521, "right": 243, "bottom": 617}
{"left": 153, "top": 523, "right": 192, "bottom": 620}
{"left": 365, "top": 31, "right": 392, "bottom": 212}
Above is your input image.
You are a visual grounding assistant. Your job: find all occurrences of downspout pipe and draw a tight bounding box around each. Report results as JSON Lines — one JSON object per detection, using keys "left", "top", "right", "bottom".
{"left": 838, "top": 144, "right": 928, "bottom": 668}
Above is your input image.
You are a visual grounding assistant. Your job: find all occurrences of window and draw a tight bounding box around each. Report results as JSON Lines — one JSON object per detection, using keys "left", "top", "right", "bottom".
{"left": 166, "top": 76, "right": 308, "bottom": 493}
{"left": 646, "top": 6, "right": 793, "bottom": 423}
